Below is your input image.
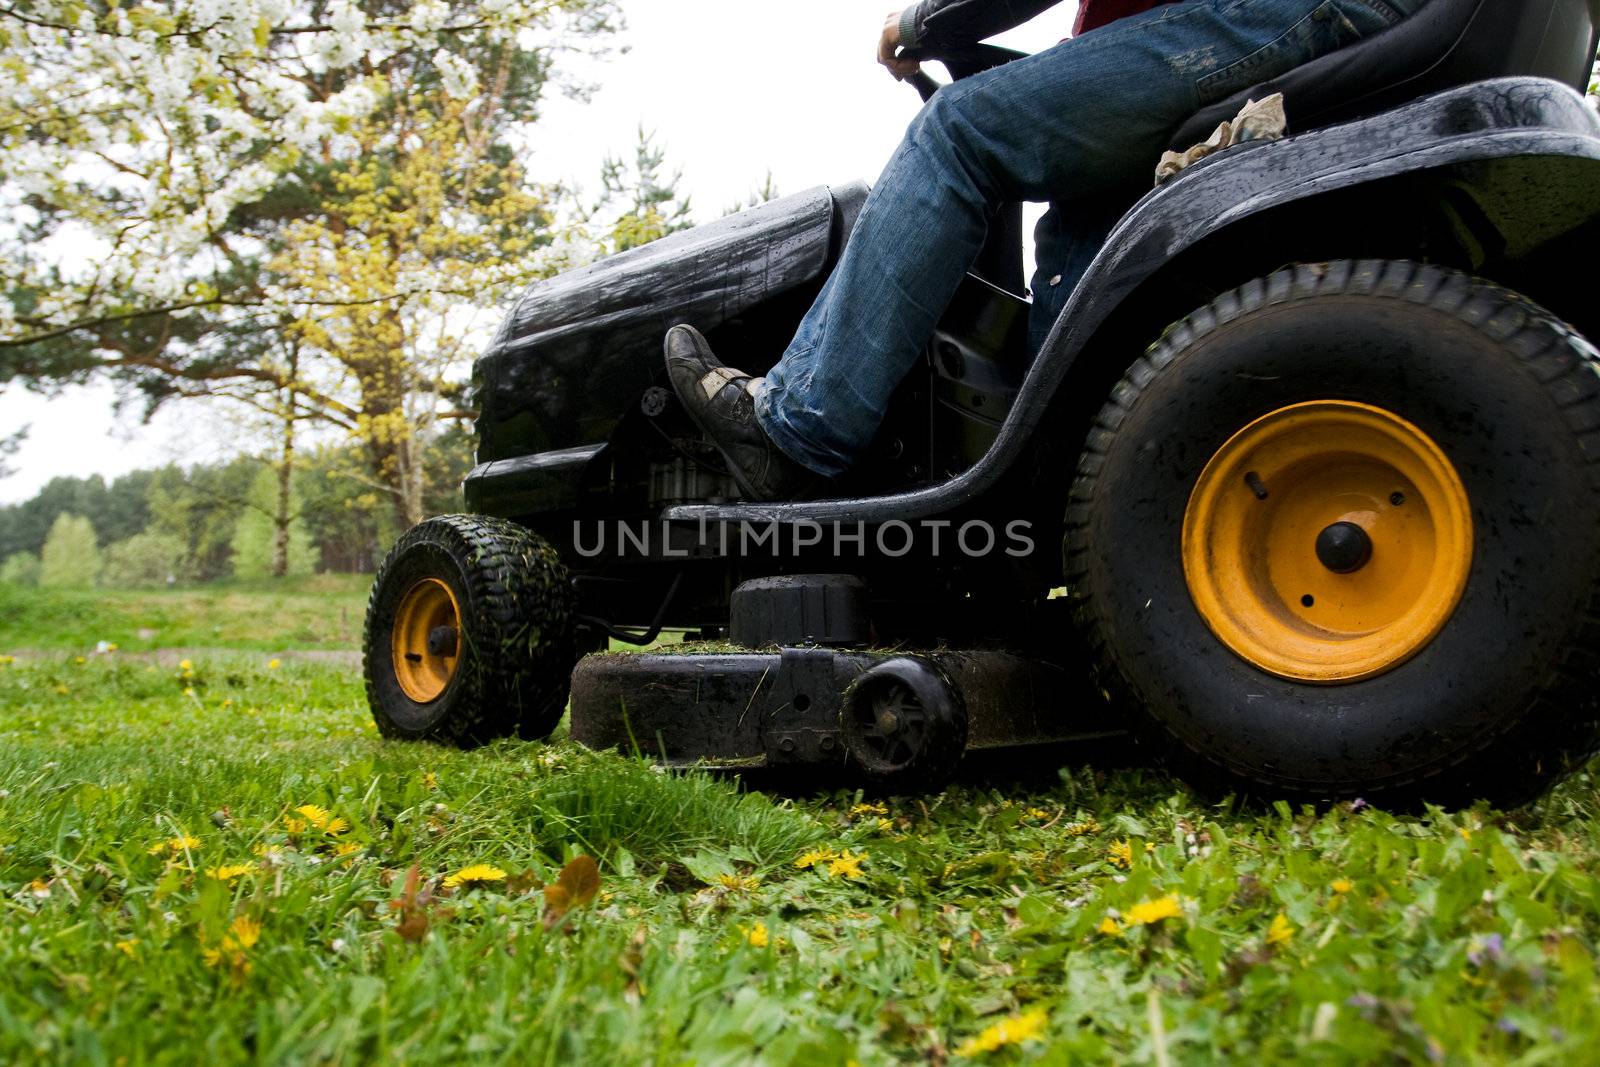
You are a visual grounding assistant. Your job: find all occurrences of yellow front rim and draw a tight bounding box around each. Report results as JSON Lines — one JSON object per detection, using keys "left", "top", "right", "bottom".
{"left": 391, "top": 578, "right": 462, "bottom": 703}
{"left": 1182, "top": 400, "right": 1474, "bottom": 684}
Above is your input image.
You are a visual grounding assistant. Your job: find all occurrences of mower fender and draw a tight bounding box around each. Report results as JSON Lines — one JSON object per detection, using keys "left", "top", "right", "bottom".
{"left": 667, "top": 76, "right": 1600, "bottom": 527}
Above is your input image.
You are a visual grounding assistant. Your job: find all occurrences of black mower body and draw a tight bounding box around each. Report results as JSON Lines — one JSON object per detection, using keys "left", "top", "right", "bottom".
{"left": 468, "top": 76, "right": 1600, "bottom": 540}
{"left": 367, "top": 0, "right": 1600, "bottom": 802}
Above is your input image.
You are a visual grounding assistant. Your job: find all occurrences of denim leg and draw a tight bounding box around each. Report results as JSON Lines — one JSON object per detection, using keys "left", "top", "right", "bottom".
{"left": 756, "top": 0, "right": 1412, "bottom": 477}
{"left": 1028, "top": 193, "right": 1131, "bottom": 357}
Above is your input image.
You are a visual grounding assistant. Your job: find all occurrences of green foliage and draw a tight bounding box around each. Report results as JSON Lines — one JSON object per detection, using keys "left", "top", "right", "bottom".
{"left": 228, "top": 467, "right": 314, "bottom": 580}
{"left": 38, "top": 513, "right": 100, "bottom": 588}
{"left": 1, "top": 637, "right": 1599, "bottom": 1062}
{"left": 100, "top": 531, "right": 187, "bottom": 589}
{"left": 0, "top": 471, "right": 151, "bottom": 560}
{"left": 0, "top": 577, "right": 369, "bottom": 652}
{"left": 0, "top": 551, "right": 39, "bottom": 586}
{"left": 145, "top": 460, "right": 260, "bottom": 582}
{"left": 0, "top": 424, "right": 22, "bottom": 480}
{"left": 596, "top": 127, "right": 694, "bottom": 253}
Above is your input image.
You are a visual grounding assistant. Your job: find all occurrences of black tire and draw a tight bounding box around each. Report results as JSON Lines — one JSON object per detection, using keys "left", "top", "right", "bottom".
{"left": 840, "top": 657, "right": 968, "bottom": 794}
{"left": 364, "top": 514, "right": 576, "bottom": 747}
{"left": 1066, "top": 260, "right": 1600, "bottom": 807}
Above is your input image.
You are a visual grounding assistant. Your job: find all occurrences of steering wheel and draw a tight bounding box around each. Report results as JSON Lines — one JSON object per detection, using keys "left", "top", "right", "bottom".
{"left": 900, "top": 43, "right": 1030, "bottom": 101}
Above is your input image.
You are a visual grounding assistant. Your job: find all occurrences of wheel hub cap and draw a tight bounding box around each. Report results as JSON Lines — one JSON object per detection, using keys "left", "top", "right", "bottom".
{"left": 1183, "top": 400, "right": 1474, "bottom": 683}
{"left": 1315, "top": 521, "right": 1373, "bottom": 574}
{"left": 392, "top": 578, "right": 462, "bottom": 703}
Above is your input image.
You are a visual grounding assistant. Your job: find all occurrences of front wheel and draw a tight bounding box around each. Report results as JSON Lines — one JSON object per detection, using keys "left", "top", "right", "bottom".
{"left": 364, "top": 514, "right": 576, "bottom": 747}
{"left": 1067, "top": 261, "right": 1600, "bottom": 806}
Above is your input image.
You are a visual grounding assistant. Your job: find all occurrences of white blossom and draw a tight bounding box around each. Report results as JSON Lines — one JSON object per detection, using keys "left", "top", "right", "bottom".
{"left": 434, "top": 48, "right": 479, "bottom": 100}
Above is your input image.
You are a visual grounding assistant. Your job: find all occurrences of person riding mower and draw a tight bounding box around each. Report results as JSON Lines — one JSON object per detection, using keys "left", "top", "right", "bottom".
{"left": 363, "top": 0, "right": 1600, "bottom": 807}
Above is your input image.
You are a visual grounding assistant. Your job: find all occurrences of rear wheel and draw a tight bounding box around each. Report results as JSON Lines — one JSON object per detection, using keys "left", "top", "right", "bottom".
{"left": 1066, "top": 261, "right": 1600, "bottom": 806}
{"left": 364, "top": 515, "right": 576, "bottom": 747}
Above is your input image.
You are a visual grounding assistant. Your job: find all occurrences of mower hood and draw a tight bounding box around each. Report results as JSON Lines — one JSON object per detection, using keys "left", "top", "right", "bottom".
{"left": 471, "top": 182, "right": 869, "bottom": 467}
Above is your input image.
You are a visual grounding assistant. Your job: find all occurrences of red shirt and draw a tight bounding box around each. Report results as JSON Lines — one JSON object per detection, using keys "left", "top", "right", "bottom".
{"left": 1073, "top": 0, "right": 1179, "bottom": 35}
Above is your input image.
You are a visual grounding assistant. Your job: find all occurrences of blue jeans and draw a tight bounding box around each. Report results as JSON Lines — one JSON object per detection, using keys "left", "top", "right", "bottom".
{"left": 755, "top": 0, "right": 1426, "bottom": 476}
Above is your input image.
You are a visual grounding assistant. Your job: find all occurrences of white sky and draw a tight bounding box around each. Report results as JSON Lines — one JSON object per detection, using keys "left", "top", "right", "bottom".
{"left": 0, "top": 1, "right": 1079, "bottom": 504}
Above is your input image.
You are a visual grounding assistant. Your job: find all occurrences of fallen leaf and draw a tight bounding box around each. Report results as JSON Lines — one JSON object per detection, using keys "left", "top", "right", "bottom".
{"left": 543, "top": 855, "right": 601, "bottom": 930}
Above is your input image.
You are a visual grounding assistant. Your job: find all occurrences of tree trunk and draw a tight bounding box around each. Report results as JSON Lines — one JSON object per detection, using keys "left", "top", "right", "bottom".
{"left": 363, "top": 408, "right": 425, "bottom": 533}
{"left": 271, "top": 350, "right": 301, "bottom": 579}
{"left": 272, "top": 407, "right": 294, "bottom": 578}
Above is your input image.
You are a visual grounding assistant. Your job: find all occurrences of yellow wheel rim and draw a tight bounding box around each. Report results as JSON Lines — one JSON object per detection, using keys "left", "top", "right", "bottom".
{"left": 391, "top": 578, "right": 462, "bottom": 703}
{"left": 1182, "top": 400, "right": 1473, "bottom": 683}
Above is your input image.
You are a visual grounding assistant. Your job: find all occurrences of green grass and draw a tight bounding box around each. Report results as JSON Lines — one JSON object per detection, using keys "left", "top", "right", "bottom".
{"left": 2, "top": 586, "right": 1600, "bottom": 1063}
{"left": 0, "top": 575, "right": 372, "bottom": 652}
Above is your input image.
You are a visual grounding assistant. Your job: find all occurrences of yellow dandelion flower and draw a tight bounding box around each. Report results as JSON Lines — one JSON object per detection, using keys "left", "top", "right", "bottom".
{"left": 323, "top": 816, "right": 350, "bottom": 835}
{"left": 1458, "top": 827, "right": 1473, "bottom": 842}
{"left": 422, "top": 771, "right": 438, "bottom": 790}
{"left": 795, "top": 848, "right": 837, "bottom": 870}
{"left": 283, "top": 817, "right": 307, "bottom": 834}
{"left": 1331, "top": 878, "right": 1353, "bottom": 895}
{"left": 443, "top": 863, "right": 507, "bottom": 889}
{"left": 827, "top": 849, "right": 867, "bottom": 880}
{"left": 178, "top": 659, "right": 193, "bottom": 672}
{"left": 105, "top": 643, "right": 118, "bottom": 652}
{"left": 73, "top": 655, "right": 86, "bottom": 665}
{"left": 334, "top": 842, "right": 361, "bottom": 857}
{"left": 1266, "top": 912, "right": 1295, "bottom": 947}
{"left": 267, "top": 658, "right": 281, "bottom": 670}
{"left": 1125, "top": 894, "right": 1183, "bottom": 926}
{"left": 115, "top": 939, "right": 139, "bottom": 957}
{"left": 295, "top": 804, "right": 331, "bottom": 829}
{"left": 54, "top": 684, "right": 69, "bottom": 695}
{"left": 876, "top": 818, "right": 895, "bottom": 832}
{"left": 205, "top": 864, "right": 255, "bottom": 882}
{"left": 849, "top": 801, "right": 888, "bottom": 818}
{"left": 716, "top": 873, "right": 760, "bottom": 891}
{"left": 221, "top": 698, "right": 234, "bottom": 709}
{"left": 744, "top": 922, "right": 770, "bottom": 948}
{"left": 252, "top": 844, "right": 285, "bottom": 858}
{"left": 1024, "top": 807, "right": 1053, "bottom": 822}
{"left": 204, "top": 914, "right": 262, "bottom": 968}
{"left": 1064, "top": 818, "right": 1101, "bottom": 837}
{"left": 183, "top": 686, "right": 196, "bottom": 697}
{"left": 1097, "top": 916, "right": 1123, "bottom": 936}
{"left": 228, "top": 915, "right": 262, "bottom": 950}
{"left": 1107, "top": 839, "right": 1134, "bottom": 869}
{"left": 147, "top": 834, "right": 201, "bottom": 856}
{"left": 0, "top": 655, "right": 14, "bottom": 666}
{"left": 954, "top": 1007, "right": 1049, "bottom": 1057}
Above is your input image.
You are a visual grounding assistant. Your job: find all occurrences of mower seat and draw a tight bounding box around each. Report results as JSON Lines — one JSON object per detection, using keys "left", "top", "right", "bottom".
{"left": 1168, "top": 0, "right": 1600, "bottom": 150}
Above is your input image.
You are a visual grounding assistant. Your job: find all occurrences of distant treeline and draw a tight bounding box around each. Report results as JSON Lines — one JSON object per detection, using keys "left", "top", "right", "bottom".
{"left": 0, "top": 431, "right": 472, "bottom": 587}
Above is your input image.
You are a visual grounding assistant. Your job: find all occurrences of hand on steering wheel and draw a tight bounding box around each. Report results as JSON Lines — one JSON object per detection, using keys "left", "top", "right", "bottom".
{"left": 878, "top": 9, "right": 922, "bottom": 81}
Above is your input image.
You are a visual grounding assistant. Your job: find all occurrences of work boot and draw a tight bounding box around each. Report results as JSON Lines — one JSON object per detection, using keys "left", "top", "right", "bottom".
{"left": 663, "top": 324, "right": 816, "bottom": 502}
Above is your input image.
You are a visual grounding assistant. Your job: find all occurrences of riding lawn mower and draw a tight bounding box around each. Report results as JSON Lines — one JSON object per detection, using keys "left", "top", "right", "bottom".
{"left": 363, "top": 0, "right": 1600, "bottom": 806}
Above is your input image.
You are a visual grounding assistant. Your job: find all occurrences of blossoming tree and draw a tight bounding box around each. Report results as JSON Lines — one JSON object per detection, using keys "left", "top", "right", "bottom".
{"left": 0, "top": 0, "right": 621, "bottom": 526}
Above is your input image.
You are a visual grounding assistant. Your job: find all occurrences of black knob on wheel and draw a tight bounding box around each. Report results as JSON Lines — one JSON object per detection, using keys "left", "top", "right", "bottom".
{"left": 1316, "top": 521, "right": 1373, "bottom": 574}
{"left": 426, "top": 625, "right": 459, "bottom": 657}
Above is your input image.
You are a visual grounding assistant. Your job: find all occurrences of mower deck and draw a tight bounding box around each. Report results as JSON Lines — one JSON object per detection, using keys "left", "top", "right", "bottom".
{"left": 569, "top": 644, "right": 1116, "bottom": 773}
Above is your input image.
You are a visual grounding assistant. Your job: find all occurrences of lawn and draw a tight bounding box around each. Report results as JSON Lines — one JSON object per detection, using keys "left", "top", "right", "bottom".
{"left": 1, "top": 584, "right": 1599, "bottom": 1063}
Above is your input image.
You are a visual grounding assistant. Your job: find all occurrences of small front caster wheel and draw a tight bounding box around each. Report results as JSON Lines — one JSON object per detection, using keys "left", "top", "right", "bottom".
{"left": 364, "top": 514, "right": 575, "bottom": 747}
{"left": 840, "top": 657, "right": 967, "bottom": 794}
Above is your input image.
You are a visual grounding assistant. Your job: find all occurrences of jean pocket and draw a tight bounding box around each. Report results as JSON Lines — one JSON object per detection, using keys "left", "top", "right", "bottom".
{"left": 1195, "top": 1, "right": 1372, "bottom": 105}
